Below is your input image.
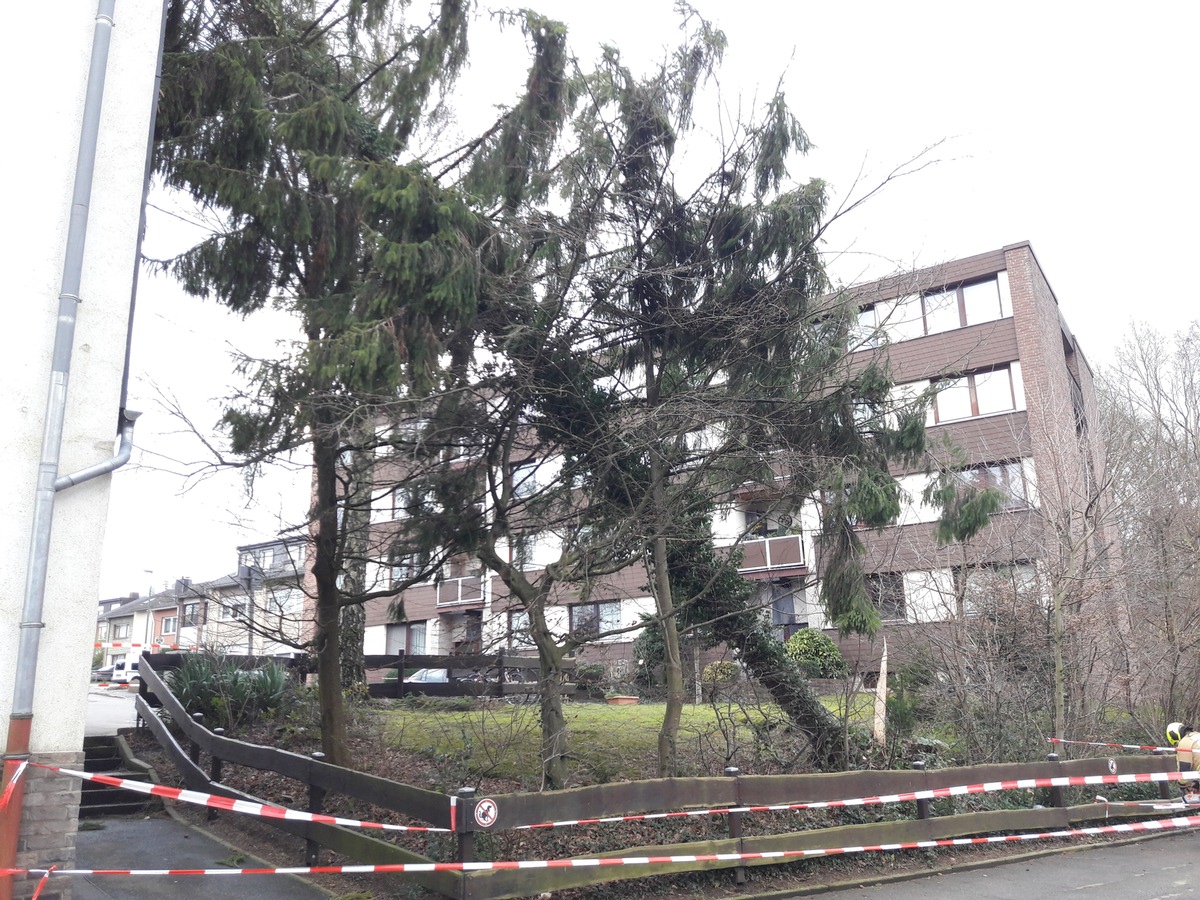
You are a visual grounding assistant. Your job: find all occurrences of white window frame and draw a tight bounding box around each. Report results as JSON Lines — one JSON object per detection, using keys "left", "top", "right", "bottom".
{"left": 930, "top": 365, "right": 1020, "bottom": 425}
{"left": 569, "top": 601, "right": 621, "bottom": 639}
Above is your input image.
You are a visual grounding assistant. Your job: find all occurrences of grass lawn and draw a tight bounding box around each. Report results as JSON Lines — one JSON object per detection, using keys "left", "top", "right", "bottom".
{"left": 379, "top": 694, "right": 873, "bottom": 787}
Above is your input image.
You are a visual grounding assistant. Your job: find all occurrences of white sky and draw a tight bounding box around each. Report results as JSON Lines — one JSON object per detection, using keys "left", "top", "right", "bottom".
{"left": 96, "top": 0, "right": 1199, "bottom": 598}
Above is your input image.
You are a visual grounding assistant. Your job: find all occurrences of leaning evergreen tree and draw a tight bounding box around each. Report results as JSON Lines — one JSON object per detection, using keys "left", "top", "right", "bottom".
{"left": 448, "top": 10, "right": 1002, "bottom": 773}
{"left": 154, "top": 0, "right": 571, "bottom": 766}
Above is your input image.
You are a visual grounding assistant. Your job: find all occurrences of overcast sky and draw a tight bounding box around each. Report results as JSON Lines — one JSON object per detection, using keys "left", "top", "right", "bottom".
{"left": 96, "top": 0, "right": 1199, "bottom": 598}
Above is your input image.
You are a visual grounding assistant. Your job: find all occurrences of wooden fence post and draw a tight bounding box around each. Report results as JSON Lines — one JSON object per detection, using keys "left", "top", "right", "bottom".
{"left": 189, "top": 712, "right": 204, "bottom": 765}
{"left": 1047, "top": 753, "right": 1065, "bottom": 808}
{"left": 456, "top": 786, "right": 477, "bottom": 864}
{"left": 724, "top": 766, "right": 746, "bottom": 885}
{"left": 912, "top": 760, "right": 931, "bottom": 820}
{"left": 207, "top": 728, "right": 225, "bottom": 822}
{"left": 306, "top": 751, "right": 327, "bottom": 867}
{"left": 395, "top": 651, "right": 406, "bottom": 699}
{"left": 1154, "top": 749, "right": 1173, "bottom": 800}
{"left": 493, "top": 651, "right": 506, "bottom": 700}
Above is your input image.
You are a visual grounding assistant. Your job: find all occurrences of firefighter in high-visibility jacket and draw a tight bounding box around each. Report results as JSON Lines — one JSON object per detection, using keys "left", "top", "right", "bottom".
{"left": 1166, "top": 722, "right": 1200, "bottom": 803}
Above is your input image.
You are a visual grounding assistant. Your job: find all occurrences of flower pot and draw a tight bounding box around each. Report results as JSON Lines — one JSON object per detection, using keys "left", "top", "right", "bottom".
{"left": 606, "top": 695, "right": 639, "bottom": 705}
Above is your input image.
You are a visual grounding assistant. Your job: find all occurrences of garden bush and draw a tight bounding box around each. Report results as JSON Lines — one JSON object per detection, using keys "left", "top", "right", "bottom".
{"left": 784, "top": 629, "right": 849, "bottom": 679}
{"left": 701, "top": 660, "right": 738, "bottom": 684}
{"left": 166, "top": 653, "right": 290, "bottom": 731}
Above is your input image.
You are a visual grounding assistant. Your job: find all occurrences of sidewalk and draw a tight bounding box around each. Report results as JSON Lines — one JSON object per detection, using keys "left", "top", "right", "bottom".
{"left": 72, "top": 813, "right": 330, "bottom": 899}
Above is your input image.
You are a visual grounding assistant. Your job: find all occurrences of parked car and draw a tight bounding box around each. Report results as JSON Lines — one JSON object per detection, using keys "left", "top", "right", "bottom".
{"left": 90, "top": 665, "right": 114, "bottom": 682}
{"left": 401, "top": 668, "right": 488, "bottom": 684}
{"left": 111, "top": 659, "right": 140, "bottom": 684}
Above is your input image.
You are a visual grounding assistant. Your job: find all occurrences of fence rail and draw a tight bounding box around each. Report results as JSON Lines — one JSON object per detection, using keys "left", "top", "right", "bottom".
{"left": 135, "top": 654, "right": 1183, "bottom": 900}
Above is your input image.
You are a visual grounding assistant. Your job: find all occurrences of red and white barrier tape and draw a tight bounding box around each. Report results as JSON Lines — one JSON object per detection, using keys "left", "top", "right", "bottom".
{"left": 1049, "top": 737, "right": 1178, "bottom": 753}
{"left": 38, "top": 756, "right": 1200, "bottom": 837}
{"left": 0, "top": 761, "right": 29, "bottom": 811}
{"left": 516, "top": 770, "right": 1200, "bottom": 830}
{"left": 94, "top": 642, "right": 196, "bottom": 650}
{"left": 3, "top": 814, "right": 1199, "bottom": 880}
{"left": 31, "top": 764, "right": 449, "bottom": 833}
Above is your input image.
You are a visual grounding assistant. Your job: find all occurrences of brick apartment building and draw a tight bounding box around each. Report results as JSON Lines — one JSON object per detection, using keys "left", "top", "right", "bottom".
{"left": 355, "top": 242, "right": 1111, "bottom": 676}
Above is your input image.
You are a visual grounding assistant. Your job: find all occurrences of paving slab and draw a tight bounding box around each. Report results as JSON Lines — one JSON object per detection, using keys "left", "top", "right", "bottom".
{"left": 70, "top": 813, "right": 330, "bottom": 899}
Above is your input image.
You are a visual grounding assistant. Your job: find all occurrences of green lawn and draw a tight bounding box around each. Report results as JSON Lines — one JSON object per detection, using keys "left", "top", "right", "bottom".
{"left": 379, "top": 695, "right": 873, "bottom": 787}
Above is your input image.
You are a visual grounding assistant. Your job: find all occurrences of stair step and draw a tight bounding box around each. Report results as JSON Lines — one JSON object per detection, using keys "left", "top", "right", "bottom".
{"left": 84, "top": 763, "right": 123, "bottom": 777}
{"left": 80, "top": 800, "right": 159, "bottom": 819}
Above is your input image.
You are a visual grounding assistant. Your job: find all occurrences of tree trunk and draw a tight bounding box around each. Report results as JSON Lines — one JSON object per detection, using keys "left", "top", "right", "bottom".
{"left": 339, "top": 603, "right": 366, "bottom": 688}
{"left": 338, "top": 443, "right": 372, "bottom": 688}
{"left": 312, "top": 424, "right": 350, "bottom": 767}
{"left": 530, "top": 608, "right": 569, "bottom": 789}
{"left": 711, "top": 614, "right": 846, "bottom": 769}
{"left": 1053, "top": 584, "right": 1066, "bottom": 741}
{"left": 652, "top": 532, "right": 684, "bottom": 777}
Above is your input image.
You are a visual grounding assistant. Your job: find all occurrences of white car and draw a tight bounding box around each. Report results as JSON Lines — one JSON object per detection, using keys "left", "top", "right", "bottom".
{"left": 111, "top": 660, "right": 140, "bottom": 684}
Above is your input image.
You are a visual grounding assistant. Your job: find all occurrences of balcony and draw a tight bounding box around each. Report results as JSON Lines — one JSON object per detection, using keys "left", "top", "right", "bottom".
{"left": 435, "top": 575, "right": 484, "bottom": 608}
{"left": 737, "top": 534, "right": 805, "bottom": 577}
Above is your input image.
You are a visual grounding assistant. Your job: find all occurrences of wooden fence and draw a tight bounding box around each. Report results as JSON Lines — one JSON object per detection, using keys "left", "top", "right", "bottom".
{"left": 134, "top": 655, "right": 1181, "bottom": 900}
{"left": 361, "top": 652, "right": 580, "bottom": 700}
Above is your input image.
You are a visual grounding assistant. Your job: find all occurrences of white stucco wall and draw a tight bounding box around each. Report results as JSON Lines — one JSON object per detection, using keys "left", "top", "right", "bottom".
{"left": 1, "top": 3, "right": 162, "bottom": 753}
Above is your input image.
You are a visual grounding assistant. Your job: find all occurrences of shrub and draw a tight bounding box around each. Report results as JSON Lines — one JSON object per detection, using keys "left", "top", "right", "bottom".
{"left": 701, "top": 660, "right": 738, "bottom": 684}
{"left": 574, "top": 663, "right": 607, "bottom": 686}
{"left": 166, "top": 653, "right": 290, "bottom": 731}
{"left": 784, "top": 629, "right": 849, "bottom": 679}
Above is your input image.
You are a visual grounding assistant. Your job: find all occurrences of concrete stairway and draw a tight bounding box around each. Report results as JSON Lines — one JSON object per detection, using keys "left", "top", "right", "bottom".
{"left": 79, "top": 735, "right": 162, "bottom": 818}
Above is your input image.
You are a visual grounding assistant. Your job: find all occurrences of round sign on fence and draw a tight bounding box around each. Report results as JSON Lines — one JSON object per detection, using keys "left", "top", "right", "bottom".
{"left": 474, "top": 798, "right": 499, "bottom": 828}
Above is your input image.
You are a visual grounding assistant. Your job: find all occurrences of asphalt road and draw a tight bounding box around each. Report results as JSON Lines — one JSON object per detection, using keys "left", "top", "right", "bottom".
{"left": 85, "top": 683, "right": 138, "bottom": 735}
{"left": 836, "top": 833, "right": 1200, "bottom": 899}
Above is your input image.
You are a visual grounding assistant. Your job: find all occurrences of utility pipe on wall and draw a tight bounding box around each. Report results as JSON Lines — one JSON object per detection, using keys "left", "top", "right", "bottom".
{"left": 0, "top": 3, "right": 119, "bottom": 895}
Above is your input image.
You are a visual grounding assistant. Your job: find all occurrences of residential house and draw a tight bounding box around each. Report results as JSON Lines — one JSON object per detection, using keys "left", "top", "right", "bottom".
{"left": 199, "top": 538, "right": 308, "bottom": 656}
{"left": 95, "top": 591, "right": 180, "bottom": 670}
{"left": 100, "top": 537, "right": 309, "bottom": 664}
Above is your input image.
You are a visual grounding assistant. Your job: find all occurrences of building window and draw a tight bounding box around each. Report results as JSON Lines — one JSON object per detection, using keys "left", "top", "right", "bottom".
{"left": 161, "top": 616, "right": 177, "bottom": 636}
{"left": 512, "top": 532, "right": 541, "bottom": 571}
{"left": 409, "top": 621, "right": 427, "bottom": 655}
{"left": 508, "top": 610, "right": 534, "bottom": 649}
{"left": 569, "top": 601, "right": 621, "bottom": 639}
{"left": 865, "top": 573, "right": 905, "bottom": 622}
{"left": 767, "top": 579, "right": 806, "bottom": 641}
{"left": 869, "top": 277, "right": 1011, "bottom": 346}
{"left": 954, "top": 562, "right": 1039, "bottom": 617}
{"left": 851, "top": 306, "right": 882, "bottom": 349}
{"left": 387, "top": 621, "right": 428, "bottom": 655}
{"left": 96, "top": 622, "right": 109, "bottom": 640}
{"left": 112, "top": 623, "right": 131, "bottom": 640}
{"left": 389, "top": 551, "right": 417, "bottom": 587}
{"left": 391, "top": 485, "right": 436, "bottom": 520}
{"left": 181, "top": 602, "right": 201, "bottom": 627}
{"left": 745, "top": 504, "right": 797, "bottom": 538}
{"left": 513, "top": 462, "right": 541, "bottom": 498}
{"left": 241, "top": 546, "right": 275, "bottom": 571}
{"left": 958, "top": 461, "right": 1029, "bottom": 510}
{"left": 930, "top": 365, "right": 1019, "bottom": 424}
{"left": 221, "top": 602, "right": 245, "bottom": 621}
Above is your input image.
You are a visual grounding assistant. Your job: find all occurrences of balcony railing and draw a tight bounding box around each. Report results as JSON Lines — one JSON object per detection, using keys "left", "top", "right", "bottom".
{"left": 737, "top": 534, "right": 805, "bottom": 574}
{"left": 435, "top": 575, "right": 484, "bottom": 607}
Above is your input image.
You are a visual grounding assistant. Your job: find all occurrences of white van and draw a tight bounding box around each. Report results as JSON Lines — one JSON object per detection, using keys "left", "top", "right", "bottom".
{"left": 112, "top": 659, "right": 140, "bottom": 685}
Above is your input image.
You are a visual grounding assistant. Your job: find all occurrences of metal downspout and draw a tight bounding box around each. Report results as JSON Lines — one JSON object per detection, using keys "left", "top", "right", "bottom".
{"left": 1, "top": 2, "right": 118, "bottom": 894}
